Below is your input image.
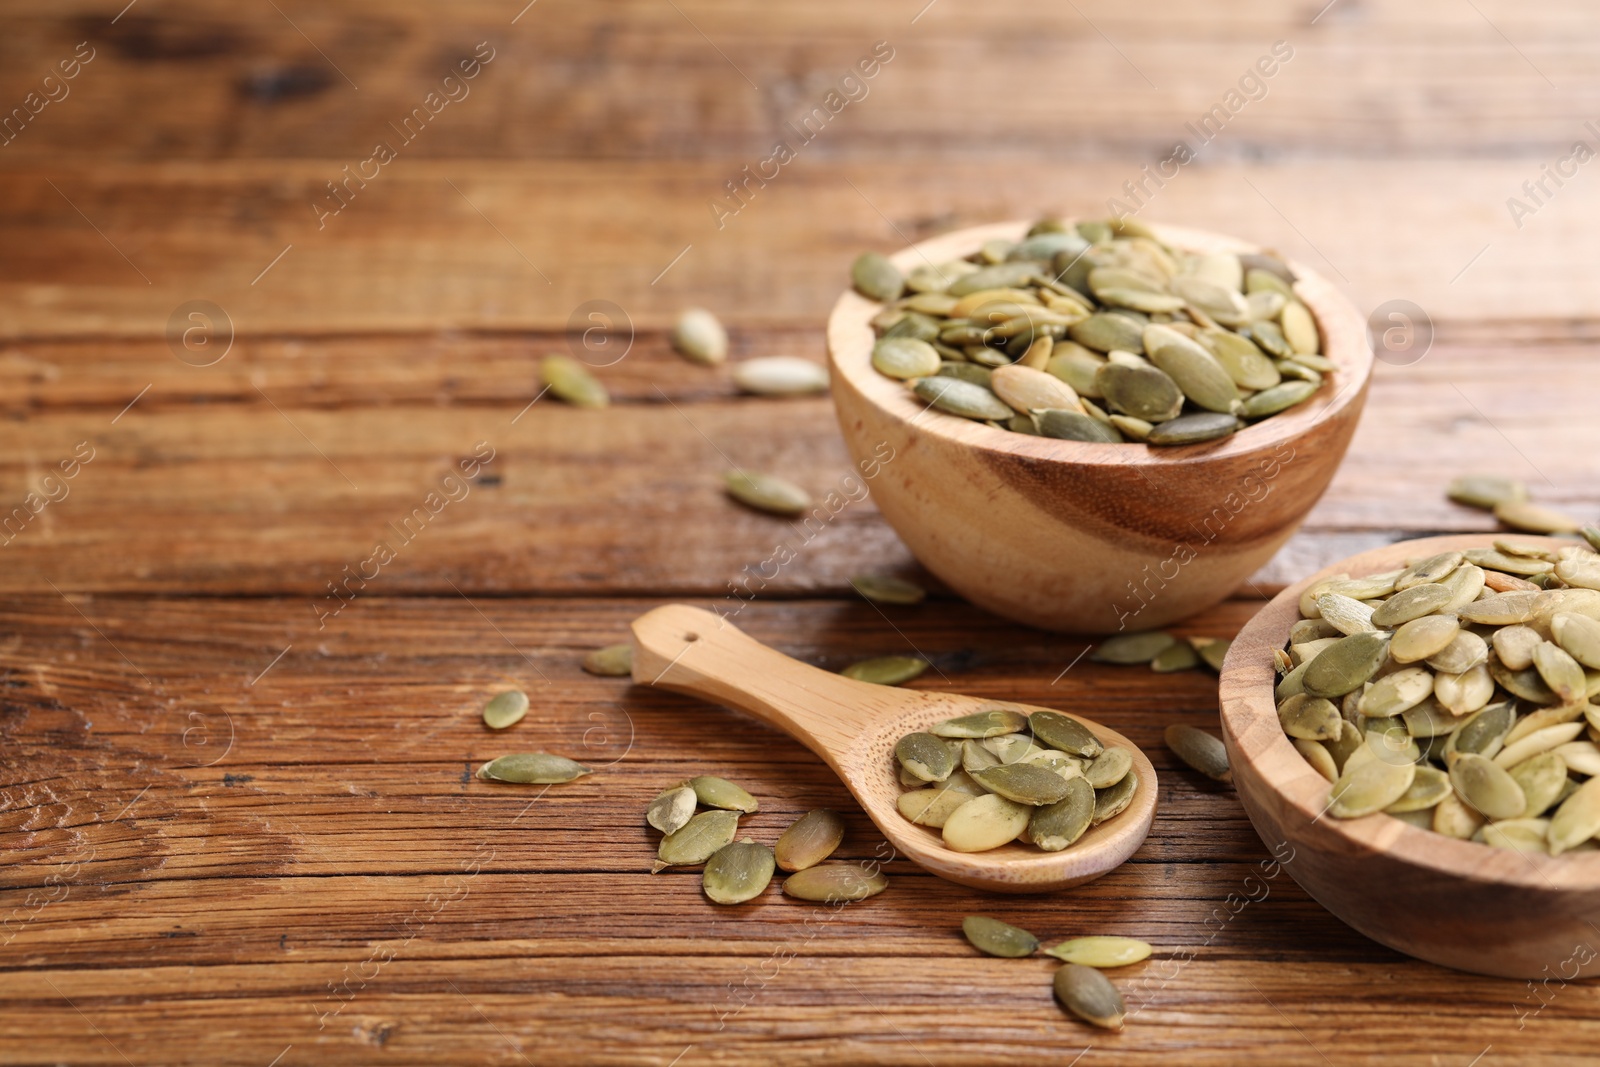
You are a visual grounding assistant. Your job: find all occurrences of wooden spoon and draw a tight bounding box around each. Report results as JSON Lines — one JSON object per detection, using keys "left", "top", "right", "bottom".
{"left": 630, "top": 604, "right": 1157, "bottom": 892}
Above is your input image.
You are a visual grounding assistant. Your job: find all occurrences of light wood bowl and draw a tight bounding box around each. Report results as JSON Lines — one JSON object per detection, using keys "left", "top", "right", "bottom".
{"left": 632, "top": 604, "right": 1157, "bottom": 893}
{"left": 1219, "top": 534, "right": 1600, "bottom": 978}
{"left": 826, "top": 220, "right": 1373, "bottom": 633}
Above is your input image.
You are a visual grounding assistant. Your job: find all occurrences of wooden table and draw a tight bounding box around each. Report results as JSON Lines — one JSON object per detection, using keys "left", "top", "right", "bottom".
{"left": 4, "top": 2, "right": 1599, "bottom": 1062}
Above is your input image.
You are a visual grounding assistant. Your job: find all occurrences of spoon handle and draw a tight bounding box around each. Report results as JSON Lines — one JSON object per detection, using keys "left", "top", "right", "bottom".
{"left": 630, "top": 604, "right": 886, "bottom": 760}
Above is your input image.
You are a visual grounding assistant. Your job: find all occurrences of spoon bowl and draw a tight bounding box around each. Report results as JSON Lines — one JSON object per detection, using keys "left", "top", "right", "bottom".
{"left": 631, "top": 604, "right": 1157, "bottom": 892}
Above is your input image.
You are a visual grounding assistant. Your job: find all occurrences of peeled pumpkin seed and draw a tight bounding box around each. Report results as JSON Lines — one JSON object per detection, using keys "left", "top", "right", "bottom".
{"left": 1358, "top": 669, "right": 1435, "bottom": 718}
{"left": 732, "top": 356, "right": 829, "bottom": 396}
{"left": 655, "top": 809, "right": 740, "bottom": 870}
{"left": 581, "top": 643, "right": 633, "bottom": 677}
{"left": 1448, "top": 753, "right": 1526, "bottom": 821}
{"left": 1435, "top": 664, "right": 1494, "bottom": 716}
{"left": 843, "top": 656, "right": 929, "bottom": 686}
{"left": 1494, "top": 500, "right": 1581, "bottom": 535}
{"left": 1053, "top": 964, "right": 1126, "bottom": 1031}
{"left": 1095, "top": 362, "right": 1183, "bottom": 422}
{"left": 1556, "top": 558, "right": 1600, "bottom": 592}
{"left": 725, "top": 470, "right": 811, "bottom": 517}
{"left": 775, "top": 809, "right": 846, "bottom": 871}
{"left": 897, "top": 786, "right": 974, "bottom": 828}
{"left": 481, "top": 689, "right": 529, "bottom": 730}
{"left": 912, "top": 375, "right": 1014, "bottom": 421}
{"left": 1508, "top": 751, "right": 1569, "bottom": 818}
{"left": 1030, "top": 778, "right": 1095, "bottom": 850}
{"left": 647, "top": 784, "right": 698, "bottom": 835}
{"left": 1548, "top": 777, "right": 1600, "bottom": 855}
{"left": 1164, "top": 724, "right": 1231, "bottom": 782}
{"left": 1433, "top": 793, "right": 1486, "bottom": 839}
{"left": 1029, "top": 711, "right": 1104, "bottom": 758}
{"left": 1493, "top": 722, "right": 1586, "bottom": 770}
{"left": 962, "top": 915, "right": 1039, "bottom": 958}
{"left": 1294, "top": 738, "right": 1339, "bottom": 781}
{"left": 1046, "top": 936, "right": 1152, "bottom": 968}
{"left": 1425, "top": 631, "right": 1488, "bottom": 675}
{"left": 1370, "top": 582, "right": 1454, "bottom": 627}
{"left": 1193, "top": 637, "right": 1231, "bottom": 672}
{"left": 1092, "top": 770, "right": 1139, "bottom": 824}
{"left": 962, "top": 739, "right": 1003, "bottom": 773}
{"left": 849, "top": 573, "right": 926, "bottom": 606}
{"left": 1278, "top": 693, "right": 1342, "bottom": 741}
{"left": 1316, "top": 593, "right": 1377, "bottom": 636}
{"left": 1328, "top": 748, "right": 1415, "bottom": 817}
{"left": 1036, "top": 408, "right": 1123, "bottom": 442}
{"left": 1092, "top": 631, "right": 1176, "bottom": 664}
{"left": 477, "top": 752, "right": 591, "bottom": 784}
{"left": 1390, "top": 615, "right": 1460, "bottom": 664}
{"left": 942, "top": 793, "right": 1031, "bottom": 852}
{"left": 873, "top": 337, "right": 942, "bottom": 380}
{"left": 931, "top": 708, "right": 1030, "bottom": 738}
{"left": 851, "top": 253, "right": 904, "bottom": 302}
{"left": 1303, "top": 632, "right": 1391, "bottom": 698}
{"left": 1085, "top": 747, "right": 1134, "bottom": 789}
{"left": 1448, "top": 474, "right": 1528, "bottom": 510}
{"left": 1151, "top": 642, "right": 1201, "bottom": 673}
{"left": 540, "top": 355, "right": 609, "bottom": 408}
{"left": 1448, "top": 701, "right": 1516, "bottom": 760}
{"left": 1145, "top": 411, "right": 1242, "bottom": 446}
{"left": 896, "top": 732, "right": 956, "bottom": 783}
{"left": 1280, "top": 301, "right": 1320, "bottom": 354}
{"left": 1479, "top": 818, "right": 1551, "bottom": 853}
{"left": 990, "top": 364, "right": 1083, "bottom": 414}
{"left": 1397, "top": 552, "right": 1465, "bottom": 590}
{"left": 1553, "top": 612, "right": 1600, "bottom": 668}
{"left": 972, "top": 763, "right": 1073, "bottom": 805}
{"left": 782, "top": 864, "right": 888, "bottom": 902}
{"left": 1532, "top": 641, "right": 1587, "bottom": 703}
{"left": 1143, "top": 325, "right": 1239, "bottom": 413}
{"left": 984, "top": 733, "right": 1044, "bottom": 764}
{"left": 1458, "top": 591, "right": 1541, "bottom": 626}
{"left": 703, "top": 840, "right": 776, "bottom": 904}
{"left": 671, "top": 308, "right": 729, "bottom": 365}
{"left": 1384, "top": 765, "right": 1452, "bottom": 813}
{"left": 690, "top": 776, "right": 759, "bottom": 813}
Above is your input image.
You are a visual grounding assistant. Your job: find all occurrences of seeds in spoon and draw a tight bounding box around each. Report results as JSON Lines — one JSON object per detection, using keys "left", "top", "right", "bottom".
{"left": 1092, "top": 770, "right": 1139, "bottom": 824}
{"left": 897, "top": 732, "right": 957, "bottom": 783}
{"left": 1085, "top": 747, "right": 1133, "bottom": 789}
{"left": 971, "top": 763, "right": 1074, "bottom": 805}
{"left": 962, "top": 915, "right": 1040, "bottom": 958}
{"left": 930, "top": 708, "right": 1030, "bottom": 738}
{"left": 481, "top": 689, "right": 529, "bottom": 730}
{"left": 1053, "top": 964, "right": 1126, "bottom": 1030}
{"left": 774, "top": 809, "right": 846, "bottom": 871}
{"left": 581, "top": 644, "right": 633, "bottom": 677}
{"left": 476, "top": 752, "right": 590, "bottom": 784}
{"left": 1028, "top": 711, "right": 1104, "bottom": 758}
{"left": 1029, "top": 778, "right": 1095, "bottom": 851}
{"left": 702, "top": 839, "right": 776, "bottom": 904}
{"left": 942, "top": 793, "right": 1031, "bottom": 852}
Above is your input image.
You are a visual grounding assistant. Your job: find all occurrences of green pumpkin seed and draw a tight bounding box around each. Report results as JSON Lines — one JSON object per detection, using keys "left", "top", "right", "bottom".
{"left": 1401, "top": 698, "right": 1459, "bottom": 739}
{"left": 582, "top": 644, "right": 633, "bottom": 677}
{"left": 671, "top": 308, "right": 729, "bottom": 365}
{"left": 1384, "top": 764, "right": 1452, "bottom": 813}
{"left": 1548, "top": 777, "right": 1600, "bottom": 855}
{"left": 540, "top": 355, "right": 609, "bottom": 408}
{"left": 1425, "top": 630, "right": 1488, "bottom": 675}
{"left": 984, "top": 733, "right": 1045, "bottom": 764}
{"left": 1359, "top": 668, "right": 1436, "bottom": 718}
{"left": 782, "top": 864, "right": 888, "bottom": 902}
{"left": 724, "top": 470, "right": 811, "bottom": 517}
{"left": 937, "top": 361, "right": 993, "bottom": 386}
{"left": 1151, "top": 642, "right": 1201, "bottom": 672}
{"left": 689, "top": 775, "right": 759, "bottom": 813}
{"left": 774, "top": 809, "right": 846, "bottom": 872}
{"left": 1328, "top": 744, "right": 1415, "bottom": 817}
{"left": 1315, "top": 593, "right": 1376, "bottom": 636}
{"left": 911, "top": 375, "right": 1014, "bottom": 421}
{"left": 1029, "top": 777, "right": 1096, "bottom": 851}
{"left": 1053, "top": 964, "right": 1126, "bottom": 1030}
{"left": 1433, "top": 793, "right": 1486, "bottom": 839}
{"left": 1494, "top": 500, "right": 1581, "bottom": 535}
{"left": 1465, "top": 547, "right": 1553, "bottom": 576}
{"left": 1095, "top": 362, "right": 1183, "bottom": 422}
{"left": 942, "top": 792, "right": 1031, "bottom": 851}
{"left": 1447, "top": 752, "right": 1526, "bottom": 821}
{"left": 1247, "top": 319, "right": 1294, "bottom": 358}
{"left": 849, "top": 573, "right": 926, "bottom": 606}
{"left": 1035, "top": 408, "right": 1123, "bottom": 442}
{"left": 481, "top": 689, "right": 529, "bottom": 730}
{"left": 1532, "top": 641, "right": 1587, "bottom": 704}
{"left": 844, "top": 655, "right": 929, "bottom": 686}
{"left": 1370, "top": 582, "right": 1454, "bottom": 627}
{"left": 1303, "top": 632, "right": 1392, "bottom": 698}
{"left": 1198, "top": 327, "right": 1281, "bottom": 389}
{"left": 1277, "top": 693, "right": 1343, "bottom": 740}
{"left": 1449, "top": 474, "right": 1529, "bottom": 510}
{"left": 1505, "top": 703, "right": 1586, "bottom": 747}
{"left": 1092, "top": 769, "right": 1138, "bottom": 824}
{"left": 1553, "top": 612, "right": 1600, "bottom": 669}
{"left": 1435, "top": 664, "right": 1494, "bottom": 716}
{"left": 1508, "top": 752, "right": 1569, "bottom": 818}
{"left": 1145, "top": 411, "right": 1243, "bottom": 446}
{"left": 1390, "top": 615, "right": 1460, "bottom": 664}
{"left": 1191, "top": 637, "right": 1231, "bottom": 672}
{"left": 1478, "top": 818, "right": 1551, "bottom": 854}
{"left": 1092, "top": 631, "right": 1177, "bottom": 664}
{"left": 1029, "top": 711, "right": 1105, "bottom": 758}
{"left": 948, "top": 262, "right": 1044, "bottom": 295}
{"left": 1085, "top": 747, "right": 1134, "bottom": 789}
{"left": 1069, "top": 312, "right": 1145, "bottom": 353}
{"left": 1556, "top": 558, "right": 1600, "bottom": 592}
{"left": 1557, "top": 740, "right": 1600, "bottom": 777}
{"left": 852, "top": 252, "right": 905, "bottom": 302}
{"left": 1294, "top": 738, "right": 1338, "bottom": 781}
{"left": 1108, "top": 414, "right": 1153, "bottom": 441}
{"left": 962, "top": 739, "right": 1003, "bottom": 773}
{"left": 990, "top": 364, "right": 1084, "bottom": 414}
{"left": 476, "top": 752, "right": 591, "bottom": 784}
{"left": 647, "top": 783, "right": 698, "bottom": 835}
{"left": 1143, "top": 325, "right": 1240, "bottom": 413}
{"left": 872, "top": 337, "right": 941, "bottom": 379}
{"left": 1174, "top": 274, "right": 1249, "bottom": 324}
{"left": 972, "top": 763, "right": 1074, "bottom": 805}
{"left": 896, "top": 732, "right": 956, "bottom": 783}
{"left": 1280, "top": 301, "right": 1320, "bottom": 354}
{"left": 1046, "top": 936, "right": 1153, "bottom": 968}
{"left": 962, "top": 915, "right": 1040, "bottom": 958}
{"left": 1492, "top": 624, "right": 1542, "bottom": 670}
{"left": 931, "top": 708, "right": 1030, "bottom": 739}
{"left": 1164, "top": 724, "right": 1231, "bottom": 782}
{"left": 655, "top": 809, "right": 740, "bottom": 870}
{"left": 1238, "top": 379, "right": 1318, "bottom": 419}
{"left": 1494, "top": 722, "right": 1586, "bottom": 770}
{"left": 1447, "top": 701, "right": 1516, "bottom": 760}
{"left": 703, "top": 839, "right": 776, "bottom": 904}
{"left": 897, "top": 786, "right": 974, "bottom": 828}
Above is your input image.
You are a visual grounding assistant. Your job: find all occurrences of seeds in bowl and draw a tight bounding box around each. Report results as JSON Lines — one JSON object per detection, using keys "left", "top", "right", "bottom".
{"left": 892, "top": 707, "right": 1136, "bottom": 853}
{"left": 1274, "top": 537, "right": 1600, "bottom": 855}
{"left": 849, "top": 217, "right": 1330, "bottom": 446}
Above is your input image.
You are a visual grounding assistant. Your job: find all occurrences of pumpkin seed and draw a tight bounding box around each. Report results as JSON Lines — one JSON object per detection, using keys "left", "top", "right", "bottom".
{"left": 1145, "top": 411, "right": 1243, "bottom": 446}
{"left": 1448, "top": 474, "right": 1528, "bottom": 510}
{"left": 1384, "top": 765, "right": 1452, "bottom": 813}
{"left": 937, "top": 361, "right": 993, "bottom": 386}
{"left": 1092, "top": 769, "right": 1139, "bottom": 824}
{"left": 1164, "top": 724, "right": 1231, "bottom": 782}
{"left": 1092, "top": 631, "right": 1176, "bottom": 664}
{"left": 1316, "top": 593, "right": 1377, "bottom": 636}
{"left": 1532, "top": 641, "right": 1587, "bottom": 703}
{"left": 1108, "top": 414, "right": 1153, "bottom": 441}
{"left": 690, "top": 775, "right": 759, "bottom": 813}
{"left": 1556, "top": 740, "right": 1600, "bottom": 777}
{"left": 984, "top": 733, "right": 1045, "bottom": 764}
{"left": 481, "top": 689, "right": 529, "bottom": 729}
{"left": 1447, "top": 753, "right": 1526, "bottom": 821}
{"left": 1053, "top": 964, "right": 1126, "bottom": 1030}
{"left": 942, "top": 793, "right": 1031, "bottom": 851}
{"left": 1494, "top": 500, "right": 1581, "bottom": 535}
{"left": 1278, "top": 693, "right": 1343, "bottom": 740}
{"left": 782, "top": 864, "right": 888, "bottom": 902}
{"left": 703, "top": 839, "right": 776, "bottom": 904}
{"left": 931, "top": 708, "right": 1031, "bottom": 739}
{"left": 1328, "top": 747, "right": 1415, "bottom": 817}
{"left": 1046, "top": 936, "right": 1152, "bottom": 968}
{"left": 1478, "top": 818, "right": 1551, "bottom": 853}
{"left": 1433, "top": 793, "right": 1486, "bottom": 839}
{"left": 1030, "top": 777, "right": 1096, "bottom": 850}
{"left": 1029, "top": 711, "right": 1105, "bottom": 758}
{"left": 1396, "top": 552, "right": 1465, "bottom": 590}
{"left": 912, "top": 375, "right": 1014, "bottom": 421}
{"left": 872, "top": 337, "right": 941, "bottom": 379}
{"left": 1447, "top": 701, "right": 1516, "bottom": 760}
{"left": 1425, "top": 630, "right": 1488, "bottom": 675}
{"left": 775, "top": 809, "right": 845, "bottom": 872}
{"left": 539, "top": 355, "right": 609, "bottom": 408}
{"left": 1457, "top": 591, "right": 1541, "bottom": 626}
{"left": 852, "top": 253, "right": 905, "bottom": 302}
{"left": 1036, "top": 408, "right": 1124, "bottom": 442}
{"left": 724, "top": 470, "right": 811, "bottom": 517}
{"left": 1494, "top": 722, "right": 1586, "bottom": 770}
{"left": 844, "top": 655, "right": 929, "bottom": 686}
{"left": 732, "top": 356, "right": 829, "bottom": 396}
{"left": 962, "top": 739, "right": 1003, "bottom": 774}
{"left": 991, "top": 364, "right": 1084, "bottom": 414}
{"left": 1435, "top": 664, "right": 1494, "bottom": 716}
{"left": 1402, "top": 698, "right": 1459, "bottom": 739}
{"left": 972, "top": 763, "right": 1074, "bottom": 805}
{"left": 1556, "top": 558, "right": 1600, "bottom": 592}
{"left": 1095, "top": 362, "right": 1183, "bottom": 422}
{"left": 655, "top": 809, "right": 740, "bottom": 870}
{"left": 1553, "top": 612, "right": 1600, "bottom": 668}
{"left": 1193, "top": 637, "right": 1231, "bottom": 672}
{"left": 1370, "top": 582, "right": 1454, "bottom": 627}
{"left": 1508, "top": 752, "right": 1569, "bottom": 818}
{"left": 1303, "top": 632, "right": 1392, "bottom": 698}
{"left": 647, "top": 784, "right": 698, "bottom": 835}
{"left": 1085, "top": 747, "right": 1134, "bottom": 789}
{"left": 1390, "top": 615, "right": 1460, "bottom": 664}
{"left": 849, "top": 573, "right": 926, "bottom": 606}
{"left": 962, "top": 915, "right": 1040, "bottom": 958}
{"left": 582, "top": 644, "right": 633, "bottom": 677}
{"left": 476, "top": 752, "right": 591, "bottom": 784}
{"left": 671, "top": 308, "right": 729, "bottom": 365}
{"left": 897, "top": 786, "right": 975, "bottom": 828}
{"left": 1548, "top": 777, "right": 1600, "bottom": 855}
{"left": 1070, "top": 312, "right": 1146, "bottom": 353}
{"left": 896, "top": 732, "right": 956, "bottom": 783}
{"left": 1293, "top": 738, "right": 1339, "bottom": 781}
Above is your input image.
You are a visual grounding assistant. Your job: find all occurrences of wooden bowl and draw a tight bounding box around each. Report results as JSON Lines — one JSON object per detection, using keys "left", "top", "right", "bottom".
{"left": 826, "top": 220, "right": 1373, "bottom": 633}
{"left": 1219, "top": 534, "right": 1600, "bottom": 978}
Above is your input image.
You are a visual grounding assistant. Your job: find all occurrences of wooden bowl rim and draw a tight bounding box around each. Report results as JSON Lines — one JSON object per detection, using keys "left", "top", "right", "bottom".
{"left": 825, "top": 218, "right": 1374, "bottom": 466}
{"left": 1218, "top": 532, "right": 1600, "bottom": 890}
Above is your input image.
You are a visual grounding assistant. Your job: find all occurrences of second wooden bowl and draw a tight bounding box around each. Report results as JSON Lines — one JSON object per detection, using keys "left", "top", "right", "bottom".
{"left": 826, "top": 220, "right": 1373, "bottom": 633}
{"left": 1219, "top": 534, "right": 1600, "bottom": 978}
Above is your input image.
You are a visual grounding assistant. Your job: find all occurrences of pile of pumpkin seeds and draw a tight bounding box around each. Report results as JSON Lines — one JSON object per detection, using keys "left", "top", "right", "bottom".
{"left": 648, "top": 779, "right": 887, "bottom": 904}
{"left": 960, "top": 916, "right": 1151, "bottom": 1031}
{"left": 852, "top": 217, "right": 1330, "bottom": 446}
{"left": 893, "top": 706, "right": 1137, "bottom": 852}
{"left": 1276, "top": 530, "right": 1600, "bottom": 855}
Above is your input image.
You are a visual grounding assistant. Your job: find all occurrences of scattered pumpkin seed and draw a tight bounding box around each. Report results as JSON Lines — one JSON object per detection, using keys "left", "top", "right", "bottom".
{"left": 671, "top": 308, "right": 729, "bottom": 365}
{"left": 647, "top": 783, "right": 698, "bottom": 835}
{"left": 732, "top": 356, "right": 829, "bottom": 396}
{"left": 850, "top": 573, "right": 926, "bottom": 605}
{"left": 654, "top": 809, "right": 740, "bottom": 870}
{"left": 690, "top": 775, "right": 760, "bottom": 813}
{"left": 1494, "top": 500, "right": 1581, "bottom": 535}
{"left": 702, "top": 839, "right": 776, "bottom": 904}
{"left": 1164, "top": 724, "right": 1231, "bottom": 782}
{"left": 774, "top": 809, "right": 845, "bottom": 872}
{"left": 962, "top": 915, "right": 1040, "bottom": 958}
{"left": 1053, "top": 964, "right": 1126, "bottom": 1030}
{"left": 582, "top": 644, "right": 633, "bottom": 677}
{"left": 476, "top": 752, "right": 591, "bottom": 784}
{"left": 1151, "top": 642, "right": 1201, "bottom": 673}
{"left": 481, "top": 689, "right": 529, "bottom": 730}
{"left": 1092, "top": 631, "right": 1177, "bottom": 664}
{"left": 540, "top": 355, "right": 609, "bottom": 408}
{"left": 782, "top": 864, "right": 888, "bottom": 902}
{"left": 724, "top": 470, "right": 811, "bottom": 516}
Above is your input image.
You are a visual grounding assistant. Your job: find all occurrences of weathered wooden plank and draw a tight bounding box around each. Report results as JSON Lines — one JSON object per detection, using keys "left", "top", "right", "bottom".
{"left": 1, "top": 160, "right": 1599, "bottom": 340}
